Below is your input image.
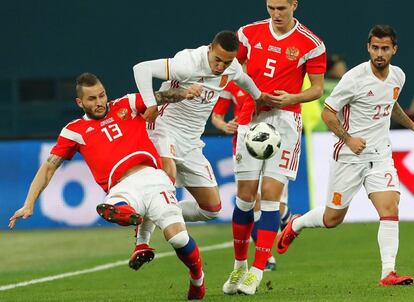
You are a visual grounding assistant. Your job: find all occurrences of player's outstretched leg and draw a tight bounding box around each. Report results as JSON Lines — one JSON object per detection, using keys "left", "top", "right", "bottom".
{"left": 129, "top": 220, "right": 156, "bottom": 270}
{"left": 96, "top": 202, "right": 143, "bottom": 226}
{"left": 169, "top": 231, "right": 205, "bottom": 300}
{"left": 276, "top": 214, "right": 301, "bottom": 254}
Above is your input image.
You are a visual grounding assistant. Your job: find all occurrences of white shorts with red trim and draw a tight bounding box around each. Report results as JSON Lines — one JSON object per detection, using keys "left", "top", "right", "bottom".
{"left": 234, "top": 109, "right": 302, "bottom": 182}
{"left": 175, "top": 147, "right": 218, "bottom": 188}
{"left": 326, "top": 158, "right": 400, "bottom": 209}
{"left": 105, "top": 167, "right": 184, "bottom": 230}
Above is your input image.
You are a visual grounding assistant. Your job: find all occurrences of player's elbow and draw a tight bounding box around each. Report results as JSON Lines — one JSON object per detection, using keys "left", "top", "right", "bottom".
{"left": 313, "top": 85, "right": 324, "bottom": 99}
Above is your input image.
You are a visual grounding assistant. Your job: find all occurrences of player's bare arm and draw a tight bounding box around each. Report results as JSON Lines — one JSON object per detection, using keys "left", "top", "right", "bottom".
{"left": 273, "top": 74, "right": 324, "bottom": 107}
{"left": 212, "top": 113, "right": 238, "bottom": 134}
{"left": 154, "top": 85, "right": 202, "bottom": 105}
{"left": 8, "top": 154, "right": 64, "bottom": 229}
{"left": 321, "top": 107, "right": 366, "bottom": 155}
{"left": 391, "top": 102, "right": 414, "bottom": 131}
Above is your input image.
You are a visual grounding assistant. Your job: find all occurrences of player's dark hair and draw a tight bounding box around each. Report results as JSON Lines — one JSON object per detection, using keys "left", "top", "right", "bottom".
{"left": 76, "top": 72, "right": 101, "bottom": 98}
{"left": 368, "top": 25, "right": 397, "bottom": 46}
{"left": 212, "top": 31, "right": 239, "bottom": 52}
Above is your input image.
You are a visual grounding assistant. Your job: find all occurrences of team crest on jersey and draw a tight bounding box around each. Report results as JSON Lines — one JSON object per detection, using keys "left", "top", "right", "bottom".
{"left": 235, "top": 153, "right": 242, "bottom": 163}
{"left": 393, "top": 87, "right": 400, "bottom": 101}
{"left": 286, "top": 47, "right": 300, "bottom": 61}
{"left": 332, "top": 192, "right": 342, "bottom": 206}
{"left": 219, "top": 75, "right": 229, "bottom": 88}
{"left": 170, "top": 144, "right": 177, "bottom": 157}
{"left": 117, "top": 108, "right": 129, "bottom": 120}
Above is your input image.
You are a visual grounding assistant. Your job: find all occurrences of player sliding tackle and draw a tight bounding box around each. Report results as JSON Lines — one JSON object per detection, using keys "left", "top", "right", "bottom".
{"left": 9, "top": 73, "right": 208, "bottom": 300}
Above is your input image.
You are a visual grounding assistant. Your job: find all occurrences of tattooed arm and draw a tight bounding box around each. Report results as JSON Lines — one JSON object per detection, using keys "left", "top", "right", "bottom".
{"left": 154, "top": 85, "right": 202, "bottom": 105}
{"left": 321, "top": 107, "right": 366, "bottom": 155}
{"left": 9, "top": 154, "right": 64, "bottom": 229}
{"left": 392, "top": 102, "right": 414, "bottom": 131}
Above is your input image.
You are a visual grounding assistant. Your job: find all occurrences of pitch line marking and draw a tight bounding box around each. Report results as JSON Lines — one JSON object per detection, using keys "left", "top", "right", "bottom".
{"left": 0, "top": 241, "right": 232, "bottom": 291}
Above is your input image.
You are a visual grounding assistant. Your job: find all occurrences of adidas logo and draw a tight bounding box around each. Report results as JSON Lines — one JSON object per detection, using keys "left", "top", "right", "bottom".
{"left": 86, "top": 126, "right": 95, "bottom": 133}
{"left": 254, "top": 42, "right": 263, "bottom": 49}
{"left": 367, "top": 90, "right": 374, "bottom": 97}
{"left": 197, "top": 77, "right": 204, "bottom": 83}
{"left": 237, "top": 90, "right": 245, "bottom": 97}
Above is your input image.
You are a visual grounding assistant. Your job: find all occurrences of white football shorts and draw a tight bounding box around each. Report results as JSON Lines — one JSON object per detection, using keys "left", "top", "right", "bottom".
{"left": 175, "top": 147, "right": 218, "bottom": 188}
{"left": 326, "top": 158, "right": 400, "bottom": 209}
{"left": 105, "top": 167, "right": 184, "bottom": 230}
{"left": 234, "top": 109, "right": 302, "bottom": 183}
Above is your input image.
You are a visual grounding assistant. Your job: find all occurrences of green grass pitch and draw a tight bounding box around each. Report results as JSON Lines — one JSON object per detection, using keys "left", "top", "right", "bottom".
{"left": 1, "top": 222, "right": 413, "bottom": 301}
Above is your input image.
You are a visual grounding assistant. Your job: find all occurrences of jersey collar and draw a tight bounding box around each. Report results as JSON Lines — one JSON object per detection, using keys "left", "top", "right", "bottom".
{"left": 268, "top": 18, "right": 299, "bottom": 41}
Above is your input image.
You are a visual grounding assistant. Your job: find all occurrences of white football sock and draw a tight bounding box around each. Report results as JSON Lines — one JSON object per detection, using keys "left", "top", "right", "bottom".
{"left": 378, "top": 220, "right": 399, "bottom": 279}
{"left": 136, "top": 219, "right": 156, "bottom": 245}
{"left": 178, "top": 199, "right": 219, "bottom": 222}
{"left": 234, "top": 260, "right": 248, "bottom": 270}
{"left": 292, "top": 206, "right": 325, "bottom": 233}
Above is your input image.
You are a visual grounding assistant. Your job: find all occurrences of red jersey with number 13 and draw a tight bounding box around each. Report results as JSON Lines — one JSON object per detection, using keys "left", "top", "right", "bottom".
{"left": 237, "top": 18, "right": 326, "bottom": 113}
{"left": 50, "top": 94, "right": 162, "bottom": 192}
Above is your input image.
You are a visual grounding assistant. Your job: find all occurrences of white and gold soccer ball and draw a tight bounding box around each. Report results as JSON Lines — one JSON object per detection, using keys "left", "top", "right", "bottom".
{"left": 245, "top": 122, "right": 281, "bottom": 160}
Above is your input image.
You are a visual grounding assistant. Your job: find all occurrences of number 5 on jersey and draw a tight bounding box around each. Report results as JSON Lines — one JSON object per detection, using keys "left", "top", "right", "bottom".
{"left": 264, "top": 59, "right": 277, "bottom": 78}
{"left": 102, "top": 124, "right": 123, "bottom": 142}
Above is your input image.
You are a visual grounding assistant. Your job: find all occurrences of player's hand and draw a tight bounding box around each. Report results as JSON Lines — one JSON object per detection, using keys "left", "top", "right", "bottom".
{"left": 9, "top": 205, "right": 34, "bottom": 229}
{"left": 345, "top": 137, "right": 366, "bottom": 155}
{"left": 143, "top": 105, "right": 159, "bottom": 123}
{"left": 272, "top": 90, "right": 297, "bottom": 108}
{"left": 184, "top": 84, "right": 202, "bottom": 99}
{"left": 223, "top": 118, "right": 238, "bottom": 134}
{"left": 255, "top": 92, "right": 280, "bottom": 107}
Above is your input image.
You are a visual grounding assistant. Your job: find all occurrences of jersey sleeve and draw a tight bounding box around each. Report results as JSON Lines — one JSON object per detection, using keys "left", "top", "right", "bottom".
{"left": 167, "top": 50, "right": 194, "bottom": 82}
{"left": 128, "top": 93, "right": 147, "bottom": 114}
{"left": 213, "top": 97, "right": 232, "bottom": 115}
{"left": 324, "top": 73, "right": 356, "bottom": 112}
{"left": 50, "top": 130, "right": 80, "bottom": 160}
{"left": 305, "top": 43, "right": 327, "bottom": 74}
{"left": 236, "top": 28, "right": 248, "bottom": 64}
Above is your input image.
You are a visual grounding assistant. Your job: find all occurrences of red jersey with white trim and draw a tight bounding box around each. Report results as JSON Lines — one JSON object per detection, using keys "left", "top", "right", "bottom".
{"left": 51, "top": 94, "right": 162, "bottom": 192}
{"left": 237, "top": 18, "right": 326, "bottom": 113}
{"left": 213, "top": 81, "right": 255, "bottom": 126}
{"left": 213, "top": 81, "right": 256, "bottom": 154}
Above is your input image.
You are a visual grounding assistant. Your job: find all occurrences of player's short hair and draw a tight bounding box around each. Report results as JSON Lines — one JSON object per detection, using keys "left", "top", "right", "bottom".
{"left": 212, "top": 31, "right": 239, "bottom": 52}
{"left": 76, "top": 72, "right": 101, "bottom": 98}
{"left": 368, "top": 25, "right": 397, "bottom": 46}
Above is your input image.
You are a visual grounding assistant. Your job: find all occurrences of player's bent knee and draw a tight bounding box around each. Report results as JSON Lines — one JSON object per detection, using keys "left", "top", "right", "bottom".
{"left": 199, "top": 203, "right": 221, "bottom": 220}
{"left": 168, "top": 230, "right": 190, "bottom": 249}
{"left": 157, "top": 205, "right": 185, "bottom": 231}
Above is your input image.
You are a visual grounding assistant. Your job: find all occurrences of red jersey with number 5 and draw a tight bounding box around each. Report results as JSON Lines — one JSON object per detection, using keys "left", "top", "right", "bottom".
{"left": 50, "top": 93, "right": 162, "bottom": 192}
{"left": 237, "top": 18, "right": 326, "bottom": 113}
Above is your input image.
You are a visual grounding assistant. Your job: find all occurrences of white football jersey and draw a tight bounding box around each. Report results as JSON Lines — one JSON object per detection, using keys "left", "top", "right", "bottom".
{"left": 325, "top": 61, "right": 405, "bottom": 163}
{"left": 152, "top": 46, "right": 245, "bottom": 153}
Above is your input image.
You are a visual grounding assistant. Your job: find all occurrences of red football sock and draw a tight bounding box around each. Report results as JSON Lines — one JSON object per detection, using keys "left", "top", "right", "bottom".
{"left": 252, "top": 229, "right": 277, "bottom": 270}
{"left": 232, "top": 222, "right": 254, "bottom": 261}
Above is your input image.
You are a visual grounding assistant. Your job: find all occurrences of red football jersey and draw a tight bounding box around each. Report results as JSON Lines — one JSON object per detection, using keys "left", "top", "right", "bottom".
{"left": 237, "top": 18, "right": 326, "bottom": 113}
{"left": 213, "top": 81, "right": 255, "bottom": 126}
{"left": 51, "top": 94, "right": 162, "bottom": 192}
{"left": 213, "top": 81, "right": 256, "bottom": 154}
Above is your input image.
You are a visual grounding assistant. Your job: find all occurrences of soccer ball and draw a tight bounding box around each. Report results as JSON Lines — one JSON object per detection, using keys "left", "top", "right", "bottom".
{"left": 245, "top": 122, "right": 281, "bottom": 160}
